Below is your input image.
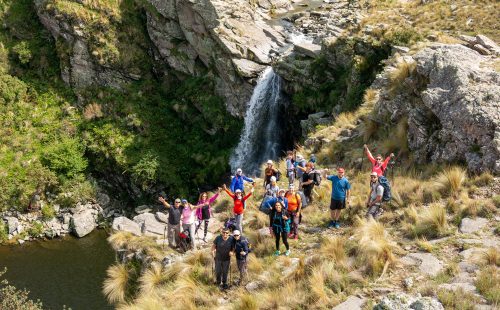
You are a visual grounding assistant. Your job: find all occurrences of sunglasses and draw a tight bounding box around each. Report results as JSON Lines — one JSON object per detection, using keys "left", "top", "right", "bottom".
{"left": 370, "top": 176, "right": 377, "bottom": 178}
{"left": 234, "top": 234, "right": 240, "bottom": 237}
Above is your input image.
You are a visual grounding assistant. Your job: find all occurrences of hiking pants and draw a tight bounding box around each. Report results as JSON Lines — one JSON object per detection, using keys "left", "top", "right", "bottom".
{"left": 167, "top": 222, "right": 180, "bottom": 247}
{"left": 289, "top": 211, "right": 300, "bottom": 236}
{"left": 235, "top": 213, "right": 243, "bottom": 233}
{"left": 366, "top": 204, "right": 381, "bottom": 219}
{"left": 288, "top": 170, "right": 295, "bottom": 185}
{"left": 274, "top": 229, "right": 289, "bottom": 251}
{"left": 182, "top": 223, "right": 196, "bottom": 250}
{"left": 215, "top": 259, "right": 230, "bottom": 285}
{"left": 195, "top": 219, "right": 209, "bottom": 239}
{"left": 237, "top": 259, "right": 248, "bottom": 283}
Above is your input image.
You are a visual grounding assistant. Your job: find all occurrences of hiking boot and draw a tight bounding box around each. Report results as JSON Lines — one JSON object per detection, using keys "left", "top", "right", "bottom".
{"left": 334, "top": 222, "right": 341, "bottom": 229}
{"left": 328, "top": 221, "right": 336, "bottom": 228}
{"left": 285, "top": 250, "right": 290, "bottom": 256}
{"left": 294, "top": 234, "right": 299, "bottom": 240}
{"left": 274, "top": 250, "right": 281, "bottom": 256}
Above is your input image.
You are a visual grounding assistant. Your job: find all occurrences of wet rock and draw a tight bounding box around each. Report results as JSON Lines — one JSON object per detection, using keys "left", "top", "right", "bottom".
{"left": 459, "top": 217, "right": 488, "bottom": 234}
{"left": 112, "top": 216, "right": 142, "bottom": 236}
{"left": 333, "top": 295, "right": 366, "bottom": 310}
{"left": 232, "top": 59, "right": 267, "bottom": 78}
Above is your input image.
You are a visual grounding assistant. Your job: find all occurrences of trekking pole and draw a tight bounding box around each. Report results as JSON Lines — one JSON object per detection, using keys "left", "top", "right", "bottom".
{"left": 163, "top": 226, "right": 167, "bottom": 250}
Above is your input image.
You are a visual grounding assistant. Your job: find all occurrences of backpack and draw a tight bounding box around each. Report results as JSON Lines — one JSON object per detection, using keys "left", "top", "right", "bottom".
{"left": 240, "top": 236, "right": 252, "bottom": 254}
{"left": 224, "top": 217, "right": 237, "bottom": 231}
{"left": 275, "top": 170, "right": 282, "bottom": 181}
{"left": 378, "top": 176, "right": 391, "bottom": 202}
{"left": 296, "top": 191, "right": 309, "bottom": 209}
{"left": 259, "top": 196, "right": 275, "bottom": 215}
{"left": 311, "top": 170, "right": 322, "bottom": 186}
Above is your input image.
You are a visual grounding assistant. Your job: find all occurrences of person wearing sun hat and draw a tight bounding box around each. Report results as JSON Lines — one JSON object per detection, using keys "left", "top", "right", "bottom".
{"left": 230, "top": 168, "right": 254, "bottom": 193}
{"left": 232, "top": 229, "right": 249, "bottom": 285}
{"left": 366, "top": 172, "right": 384, "bottom": 219}
{"left": 264, "top": 160, "right": 278, "bottom": 188}
{"left": 325, "top": 167, "right": 351, "bottom": 229}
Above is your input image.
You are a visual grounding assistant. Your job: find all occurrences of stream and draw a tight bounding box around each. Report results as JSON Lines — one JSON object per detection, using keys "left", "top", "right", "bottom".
{"left": 0, "top": 230, "right": 114, "bottom": 310}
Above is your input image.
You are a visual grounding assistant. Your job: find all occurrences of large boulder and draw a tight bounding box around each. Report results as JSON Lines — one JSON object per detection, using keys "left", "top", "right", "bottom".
{"left": 374, "top": 293, "right": 444, "bottom": 310}
{"left": 373, "top": 42, "right": 500, "bottom": 174}
{"left": 4, "top": 217, "right": 21, "bottom": 235}
{"left": 459, "top": 217, "right": 489, "bottom": 234}
{"left": 112, "top": 216, "right": 142, "bottom": 236}
{"left": 402, "top": 253, "right": 444, "bottom": 277}
{"left": 70, "top": 209, "right": 98, "bottom": 238}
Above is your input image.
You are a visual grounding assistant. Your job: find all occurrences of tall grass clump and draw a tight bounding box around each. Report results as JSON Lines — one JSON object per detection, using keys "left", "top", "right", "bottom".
{"left": 353, "top": 217, "right": 397, "bottom": 276}
{"left": 388, "top": 59, "right": 416, "bottom": 96}
{"left": 319, "top": 236, "right": 347, "bottom": 265}
{"left": 234, "top": 294, "right": 259, "bottom": 310}
{"left": 103, "top": 264, "right": 133, "bottom": 304}
{"left": 409, "top": 204, "right": 449, "bottom": 239}
{"left": 475, "top": 266, "right": 500, "bottom": 305}
{"left": 434, "top": 166, "right": 466, "bottom": 197}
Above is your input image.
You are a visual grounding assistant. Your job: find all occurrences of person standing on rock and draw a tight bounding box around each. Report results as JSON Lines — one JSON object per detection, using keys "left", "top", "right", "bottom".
{"left": 264, "top": 160, "right": 279, "bottom": 188}
{"left": 363, "top": 144, "right": 394, "bottom": 178}
{"left": 366, "top": 172, "right": 384, "bottom": 219}
{"left": 270, "top": 200, "right": 291, "bottom": 256}
{"left": 195, "top": 188, "right": 222, "bottom": 243}
{"left": 158, "top": 197, "right": 183, "bottom": 248}
{"left": 212, "top": 227, "right": 234, "bottom": 290}
{"left": 325, "top": 167, "right": 351, "bottom": 229}
{"left": 286, "top": 151, "right": 295, "bottom": 185}
{"left": 223, "top": 183, "right": 254, "bottom": 233}
{"left": 265, "top": 176, "right": 280, "bottom": 197}
{"left": 232, "top": 229, "right": 249, "bottom": 285}
{"left": 230, "top": 168, "right": 254, "bottom": 193}
{"left": 285, "top": 184, "right": 301, "bottom": 239}
{"left": 180, "top": 199, "right": 203, "bottom": 251}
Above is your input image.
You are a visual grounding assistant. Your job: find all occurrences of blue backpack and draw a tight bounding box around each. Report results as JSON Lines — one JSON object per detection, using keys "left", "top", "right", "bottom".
{"left": 378, "top": 176, "right": 391, "bottom": 202}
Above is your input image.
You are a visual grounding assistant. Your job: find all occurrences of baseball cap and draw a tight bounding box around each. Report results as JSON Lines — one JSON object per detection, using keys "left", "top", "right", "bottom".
{"left": 236, "top": 168, "right": 242, "bottom": 174}
{"left": 235, "top": 189, "right": 242, "bottom": 193}
{"left": 267, "top": 160, "right": 273, "bottom": 164}
{"left": 174, "top": 198, "right": 181, "bottom": 203}
{"left": 270, "top": 176, "right": 277, "bottom": 182}
{"left": 296, "top": 154, "right": 303, "bottom": 160}
{"left": 370, "top": 172, "right": 378, "bottom": 177}
{"left": 233, "top": 230, "right": 240, "bottom": 236}
{"left": 289, "top": 184, "right": 295, "bottom": 189}
{"left": 278, "top": 188, "right": 286, "bottom": 193}
{"left": 337, "top": 167, "right": 345, "bottom": 173}
{"left": 181, "top": 199, "right": 188, "bottom": 203}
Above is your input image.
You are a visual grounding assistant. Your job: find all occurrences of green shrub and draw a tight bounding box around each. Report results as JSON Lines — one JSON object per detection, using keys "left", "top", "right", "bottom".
{"left": 492, "top": 195, "right": 500, "bottom": 208}
{"left": 27, "top": 222, "right": 44, "bottom": 238}
{"left": 0, "top": 268, "right": 44, "bottom": 310}
{"left": 131, "top": 152, "right": 159, "bottom": 190}
{"left": 41, "top": 204, "right": 56, "bottom": 220}
{"left": 0, "top": 221, "right": 8, "bottom": 243}
{"left": 437, "top": 288, "right": 478, "bottom": 310}
{"left": 55, "top": 177, "right": 96, "bottom": 208}
{"left": 41, "top": 137, "right": 88, "bottom": 180}
{"left": 12, "top": 41, "right": 33, "bottom": 64}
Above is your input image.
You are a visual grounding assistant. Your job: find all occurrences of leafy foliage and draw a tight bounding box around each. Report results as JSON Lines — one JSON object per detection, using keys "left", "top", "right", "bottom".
{"left": 0, "top": 268, "right": 44, "bottom": 310}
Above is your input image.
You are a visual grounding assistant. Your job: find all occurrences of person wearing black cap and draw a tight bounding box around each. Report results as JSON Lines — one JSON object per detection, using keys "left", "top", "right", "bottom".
{"left": 158, "top": 197, "right": 183, "bottom": 248}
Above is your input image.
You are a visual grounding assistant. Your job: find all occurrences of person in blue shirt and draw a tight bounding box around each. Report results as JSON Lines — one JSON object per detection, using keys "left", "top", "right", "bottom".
{"left": 230, "top": 168, "right": 254, "bottom": 193}
{"left": 326, "top": 167, "right": 351, "bottom": 229}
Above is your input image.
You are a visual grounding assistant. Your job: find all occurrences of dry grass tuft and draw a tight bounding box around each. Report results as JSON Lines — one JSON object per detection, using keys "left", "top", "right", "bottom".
{"left": 410, "top": 204, "right": 450, "bottom": 239}
{"left": 319, "top": 236, "right": 347, "bottom": 265}
{"left": 235, "top": 294, "right": 259, "bottom": 310}
{"left": 434, "top": 166, "right": 466, "bottom": 196}
{"left": 103, "top": 264, "right": 131, "bottom": 304}
{"left": 475, "top": 266, "right": 500, "bottom": 305}
{"left": 480, "top": 248, "right": 500, "bottom": 267}
{"left": 388, "top": 60, "right": 416, "bottom": 96}
{"left": 108, "top": 231, "right": 133, "bottom": 251}
{"left": 353, "top": 217, "right": 398, "bottom": 276}
{"left": 138, "top": 263, "right": 168, "bottom": 293}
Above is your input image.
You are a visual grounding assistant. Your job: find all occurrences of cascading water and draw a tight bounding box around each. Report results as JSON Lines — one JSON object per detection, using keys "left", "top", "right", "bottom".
{"left": 230, "top": 67, "right": 286, "bottom": 176}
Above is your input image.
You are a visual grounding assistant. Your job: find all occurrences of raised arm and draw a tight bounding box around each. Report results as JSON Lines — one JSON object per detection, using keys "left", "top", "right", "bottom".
{"left": 364, "top": 144, "right": 376, "bottom": 164}
{"left": 158, "top": 196, "right": 171, "bottom": 209}
{"left": 381, "top": 153, "right": 394, "bottom": 170}
{"left": 208, "top": 192, "right": 220, "bottom": 204}
{"left": 243, "top": 176, "right": 254, "bottom": 183}
{"left": 223, "top": 184, "right": 235, "bottom": 199}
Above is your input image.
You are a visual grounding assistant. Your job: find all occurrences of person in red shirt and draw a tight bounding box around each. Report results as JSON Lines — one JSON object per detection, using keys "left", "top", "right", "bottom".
{"left": 223, "top": 184, "right": 254, "bottom": 233}
{"left": 364, "top": 144, "right": 394, "bottom": 176}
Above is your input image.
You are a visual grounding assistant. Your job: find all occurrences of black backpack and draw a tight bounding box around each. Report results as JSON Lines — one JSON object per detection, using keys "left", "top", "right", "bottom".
{"left": 275, "top": 170, "right": 282, "bottom": 181}
{"left": 311, "top": 170, "right": 322, "bottom": 186}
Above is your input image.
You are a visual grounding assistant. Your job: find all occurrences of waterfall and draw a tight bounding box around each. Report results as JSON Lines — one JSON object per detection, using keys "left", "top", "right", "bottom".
{"left": 230, "top": 67, "right": 286, "bottom": 176}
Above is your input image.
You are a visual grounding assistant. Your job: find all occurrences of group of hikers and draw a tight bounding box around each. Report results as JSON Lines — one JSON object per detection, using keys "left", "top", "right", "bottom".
{"left": 158, "top": 144, "right": 394, "bottom": 289}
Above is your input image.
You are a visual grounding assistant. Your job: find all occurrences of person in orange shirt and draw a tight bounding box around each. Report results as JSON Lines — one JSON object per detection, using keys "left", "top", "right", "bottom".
{"left": 222, "top": 183, "right": 254, "bottom": 233}
{"left": 285, "top": 184, "right": 302, "bottom": 239}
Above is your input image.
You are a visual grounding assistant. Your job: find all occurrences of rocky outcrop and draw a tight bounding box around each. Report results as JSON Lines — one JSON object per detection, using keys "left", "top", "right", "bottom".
{"left": 35, "top": 0, "right": 287, "bottom": 115}
{"left": 112, "top": 216, "right": 142, "bottom": 236}
{"left": 373, "top": 293, "right": 444, "bottom": 310}
{"left": 373, "top": 42, "right": 500, "bottom": 174}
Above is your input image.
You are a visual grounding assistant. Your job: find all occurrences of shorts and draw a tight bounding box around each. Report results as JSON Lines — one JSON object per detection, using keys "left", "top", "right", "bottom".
{"left": 330, "top": 199, "right": 346, "bottom": 210}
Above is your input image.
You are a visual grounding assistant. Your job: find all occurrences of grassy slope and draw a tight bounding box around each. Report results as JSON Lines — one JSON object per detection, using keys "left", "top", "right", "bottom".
{"left": 104, "top": 86, "right": 499, "bottom": 308}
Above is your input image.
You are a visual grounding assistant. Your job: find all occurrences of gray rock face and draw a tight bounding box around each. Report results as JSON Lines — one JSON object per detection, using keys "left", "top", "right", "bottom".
{"left": 112, "top": 216, "right": 142, "bottom": 236}
{"left": 155, "top": 212, "right": 169, "bottom": 224}
{"left": 4, "top": 217, "right": 21, "bottom": 235}
{"left": 294, "top": 42, "right": 321, "bottom": 58}
{"left": 374, "top": 293, "right": 444, "bottom": 310}
{"left": 333, "top": 295, "right": 366, "bottom": 310}
{"left": 459, "top": 217, "right": 489, "bottom": 234}
{"left": 374, "top": 42, "right": 500, "bottom": 174}
{"left": 70, "top": 209, "right": 98, "bottom": 238}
